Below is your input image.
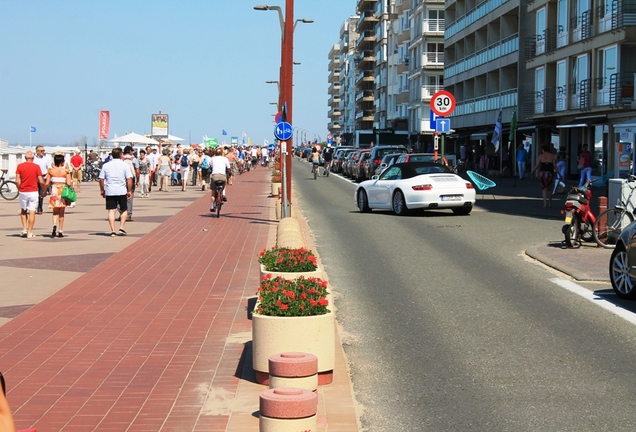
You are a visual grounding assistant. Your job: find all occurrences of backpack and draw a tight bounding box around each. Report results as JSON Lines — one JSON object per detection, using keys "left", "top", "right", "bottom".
{"left": 201, "top": 157, "right": 210, "bottom": 169}
{"left": 180, "top": 154, "right": 189, "bottom": 167}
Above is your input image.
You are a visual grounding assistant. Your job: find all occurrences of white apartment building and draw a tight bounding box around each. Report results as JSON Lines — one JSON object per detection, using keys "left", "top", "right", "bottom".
{"left": 328, "top": 43, "right": 342, "bottom": 137}
{"left": 387, "top": 0, "right": 411, "bottom": 134}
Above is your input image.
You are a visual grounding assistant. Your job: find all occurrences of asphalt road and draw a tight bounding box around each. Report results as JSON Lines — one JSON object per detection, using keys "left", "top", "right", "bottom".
{"left": 292, "top": 160, "right": 636, "bottom": 432}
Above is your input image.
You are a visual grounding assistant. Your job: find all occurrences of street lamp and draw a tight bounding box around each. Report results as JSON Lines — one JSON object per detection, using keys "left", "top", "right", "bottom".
{"left": 255, "top": 1, "right": 312, "bottom": 218}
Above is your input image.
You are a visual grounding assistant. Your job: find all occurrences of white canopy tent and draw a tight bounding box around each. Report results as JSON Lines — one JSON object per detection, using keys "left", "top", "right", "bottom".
{"left": 109, "top": 132, "right": 159, "bottom": 145}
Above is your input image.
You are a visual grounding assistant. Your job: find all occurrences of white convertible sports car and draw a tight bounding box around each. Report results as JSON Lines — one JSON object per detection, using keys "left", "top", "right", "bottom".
{"left": 354, "top": 162, "right": 476, "bottom": 215}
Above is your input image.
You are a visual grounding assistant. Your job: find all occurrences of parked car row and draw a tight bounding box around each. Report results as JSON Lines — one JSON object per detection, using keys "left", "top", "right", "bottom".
{"left": 334, "top": 146, "right": 409, "bottom": 183}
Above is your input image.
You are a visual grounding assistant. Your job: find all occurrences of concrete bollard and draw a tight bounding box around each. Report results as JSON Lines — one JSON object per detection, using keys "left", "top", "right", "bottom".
{"left": 259, "top": 387, "right": 318, "bottom": 432}
{"left": 269, "top": 352, "right": 318, "bottom": 392}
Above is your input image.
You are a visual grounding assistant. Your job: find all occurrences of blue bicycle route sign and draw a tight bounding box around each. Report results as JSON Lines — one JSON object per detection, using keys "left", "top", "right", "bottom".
{"left": 274, "top": 122, "right": 293, "bottom": 141}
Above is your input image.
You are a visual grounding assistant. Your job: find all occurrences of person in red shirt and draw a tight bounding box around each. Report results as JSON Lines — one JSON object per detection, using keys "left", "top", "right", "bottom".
{"left": 15, "top": 150, "right": 45, "bottom": 238}
{"left": 70, "top": 150, "right": 84, "bottom": 192}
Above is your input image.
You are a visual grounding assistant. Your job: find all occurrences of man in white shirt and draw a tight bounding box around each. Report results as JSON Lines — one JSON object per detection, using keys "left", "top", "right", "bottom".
{"left": 33, "top": 145, "right": 51, "bottom": 214}
{"left": 209, "top": 147, "right": 231, "bottom": 212}
{"left": 99, "top": 147, "right": 133, "bottom": 237}
{"left": 145, "top": 146, "right": 158, "bottom": 191}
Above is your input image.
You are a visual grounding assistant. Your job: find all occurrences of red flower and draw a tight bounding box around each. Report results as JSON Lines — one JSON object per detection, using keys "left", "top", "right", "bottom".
{"left": 280, "top": 304, "right": 289, "bottom": 310}
{"left": 318, "top": 298, "right": 329, "bottom": 306}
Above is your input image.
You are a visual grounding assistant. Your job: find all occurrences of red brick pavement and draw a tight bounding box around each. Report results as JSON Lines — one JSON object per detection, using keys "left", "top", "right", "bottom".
{"left": 0, "top": 170, "right": 276, "bottom": 431}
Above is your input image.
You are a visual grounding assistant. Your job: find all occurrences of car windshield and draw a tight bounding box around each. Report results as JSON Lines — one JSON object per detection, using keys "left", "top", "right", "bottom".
{"left": 378, "top": 148, "right": 406, "bottom": 157}
{"left": 379, "top": 166, "right": 402, "bottom": 180}
{"left": 412, "top": 165, "right": 451, "bottom": 175}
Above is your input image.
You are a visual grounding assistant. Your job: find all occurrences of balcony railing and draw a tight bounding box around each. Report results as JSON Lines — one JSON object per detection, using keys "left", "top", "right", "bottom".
{"left": 355, "top": 90, "right": 374, "bottom": 101}
{"left": 445, "top": 34, "right": 518, "bottom": 78}
{"left": 422, "top": 51, "right": 444, "bottom": 67}
{"left": 357, "top": 9, "right": 379, "bottom": 29}
{"left": 452, "top": 89, "right": 517, "bottom": 117}
{"left": 355, "top": 70, "right": 375, "bottom": 83}
{"left": 446, "top": 0, "right": 510, "bottom": 39}
{"left": 423, "top": 18, "right": 445, "bottom": 34}
{"left": 421, "top": 84, "right": 444, "bottom": 101}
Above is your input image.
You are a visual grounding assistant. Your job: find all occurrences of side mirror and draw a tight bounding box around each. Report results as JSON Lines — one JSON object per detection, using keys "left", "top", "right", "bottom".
{"left": 372, "top": 175, "right": 379, "bottom": 180}
{"left": 380, "top": 163, "right": 387, "bottom": 168}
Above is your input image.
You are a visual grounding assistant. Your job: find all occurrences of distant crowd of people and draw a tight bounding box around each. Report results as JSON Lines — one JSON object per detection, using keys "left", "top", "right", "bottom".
{"left": 14, "top": 144, "right": 273, "bottom": 239}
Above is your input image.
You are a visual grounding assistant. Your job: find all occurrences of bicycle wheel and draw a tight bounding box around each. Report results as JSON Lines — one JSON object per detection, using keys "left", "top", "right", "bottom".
{"left": 594, "top": 208, "right": 634, "bottom": 249}
{"left": 0, "top": 180, "right": 19, "bottom": 200}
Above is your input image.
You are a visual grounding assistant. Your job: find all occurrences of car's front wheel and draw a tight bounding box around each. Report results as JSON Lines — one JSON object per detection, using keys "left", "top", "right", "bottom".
{"left": 610, "top": 244, "right": 636, "bottom": 299}
{"left": 357, "top": 190, "right": 371, "bottom": 213}
{"left": 392, "top": 190, "right": 408, "bottom": 216}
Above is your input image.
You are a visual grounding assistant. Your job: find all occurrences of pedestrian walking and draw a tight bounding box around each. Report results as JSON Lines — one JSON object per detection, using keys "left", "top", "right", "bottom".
{"left": 70, "top": 150, "right": 83, "bottom": 192}
{"left": 99, "top": 147, "right": 133, "bottom": 237}
{"left": 531, "top": 143, "right": 557, "bottom": 208}
{"left": 16, "top": 150, "right": 45, "bottom": 238}
{"left": 157, "top": 149, "right": 172, "bottom": 191}
{"left": 516, "top": 143, "right": 527, "bottom": 180}
{"left": 180, "top": 149, "right": 191, "bottom": 191}
{"left": 578, "top": 144, "right": 593, "bottom": 188}
{"left": 138, "top": 149, "right": 151, "bottom": 197}
{"left": 33, "top": 145, "right": 50, "bottom": 214}
{"left": 45, "top": 153, "right": 73, "bottom": 238}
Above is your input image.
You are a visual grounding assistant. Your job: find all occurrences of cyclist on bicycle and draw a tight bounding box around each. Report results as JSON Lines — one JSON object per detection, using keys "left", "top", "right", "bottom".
{"left": 310, "top": 146, "right": 321, "bottom": 176}
{"left": 209, "top": 147, "right": 231, "bottom": 212}
{"left": 322, "top": 144, "right": 334, "bottom": 176}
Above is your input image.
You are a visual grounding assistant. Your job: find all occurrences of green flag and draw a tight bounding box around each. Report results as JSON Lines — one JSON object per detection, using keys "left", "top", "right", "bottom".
{"left": 509, "top": 109, "right": 517, "bottom": 142}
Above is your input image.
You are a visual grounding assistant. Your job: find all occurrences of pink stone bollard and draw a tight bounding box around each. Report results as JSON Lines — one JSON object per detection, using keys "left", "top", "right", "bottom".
{"left": 259, "top": 387, "right": 318, "bottom": 432}
{"left": 269, "top": 352, "right": 318, "bottom": 391}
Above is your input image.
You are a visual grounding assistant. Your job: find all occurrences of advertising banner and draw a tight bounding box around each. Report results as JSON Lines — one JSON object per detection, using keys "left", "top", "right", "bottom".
{"left": 151, "top": 113, "right": 169, "bottom": 138}
{"left": 99, "top": 110, "right": 110, "bottom": 140}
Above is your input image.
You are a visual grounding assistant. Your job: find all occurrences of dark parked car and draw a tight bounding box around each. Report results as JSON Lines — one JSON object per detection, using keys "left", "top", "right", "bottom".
{"left": 343, "top": 150, "right": 361, "bottom": 178}
{"left": 352, "top": 150, "right": 371, "bottom": 182}
{"left": 374, "top": 153, "right": 404, "bottom": 176}
{"left": 365, "top": 146, "right": 408, "bottom": 180}
{"left": 332, "top": 147, "right": 354, "bottom": 173}
{"left": 395, "top": 153, "right": 439, "bottom": 164}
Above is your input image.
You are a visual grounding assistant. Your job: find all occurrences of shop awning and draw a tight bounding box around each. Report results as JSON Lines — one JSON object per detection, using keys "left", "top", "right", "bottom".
{"left": 613, "top": 118, "right": 636, "bottom": 132}
{"left": 556, "top": 117, "right": 606, "bottom": 129}
{"left": 470, "top": 131, "right": 489, "bottom": 140}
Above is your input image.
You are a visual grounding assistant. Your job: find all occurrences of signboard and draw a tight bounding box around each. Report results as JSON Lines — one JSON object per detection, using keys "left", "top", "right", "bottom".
{"left": 151, "top": 113, "right": 169, "bottom": 138}
{"left": 231, "top": 136, "right": 238, "bottom": 145}
{"left": 275, "top": 112, "right": 283, "bottom": 124}
{"left": 274, "top": 122, "right": 293, "bottom": 141}
{"left": 99, "top": 110, "right": 110, "bottom": 140}
{"left": 435, "top": 118, "right": 451, "bottom": 134}
{"left": 429, "top": 110, "right": 437, "bottom": 130}
{"left": 430, "top": 91, "right": 456, "bottom": 117}
{"left": 205, "top": 138, "right": 218, "bottom": 148}
{"left": 268, "top": 142, "right": 277, "bottom": 153}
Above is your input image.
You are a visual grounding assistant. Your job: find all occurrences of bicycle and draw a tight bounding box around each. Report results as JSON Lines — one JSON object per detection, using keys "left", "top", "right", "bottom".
{"left": 323, "top": 161, "right": 331, "bottom": 177}
{"left": 0, "top": 169, "right": 19, "bottom": 200}
{"left": 593, "top": 175, "right": 636, "bottom": 249}
{"left": 212, "top": 180, "right": 225, "bottom": 218}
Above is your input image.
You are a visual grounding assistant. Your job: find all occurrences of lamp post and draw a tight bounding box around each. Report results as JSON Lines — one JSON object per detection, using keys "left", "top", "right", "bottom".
{"left": 255, "top": 2, "right": 312, "bottom": 218}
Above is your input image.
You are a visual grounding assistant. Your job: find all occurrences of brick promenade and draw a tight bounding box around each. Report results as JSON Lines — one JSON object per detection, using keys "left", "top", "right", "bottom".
{"left": 0, "top": 167, "right": 359, "bottom": 431}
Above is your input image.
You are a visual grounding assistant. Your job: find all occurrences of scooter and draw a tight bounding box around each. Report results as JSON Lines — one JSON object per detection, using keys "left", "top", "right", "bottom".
{"left": 561, "top": 182, "right": 596, "bottom": 248}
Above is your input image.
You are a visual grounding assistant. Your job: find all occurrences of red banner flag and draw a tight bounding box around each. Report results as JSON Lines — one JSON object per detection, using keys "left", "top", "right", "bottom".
{"left": 99, "top": 110, "right": 110, "bottom": 140}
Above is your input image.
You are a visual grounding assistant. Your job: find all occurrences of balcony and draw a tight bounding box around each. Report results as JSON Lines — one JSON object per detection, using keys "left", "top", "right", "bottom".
{"left": 356, "top": 50, "right": 376, "bottom": 67}
{"left": 357, "top": 9, "right": 379, "bottom": 29}
{"left": 356, "top": 29, "right": 376, "bottom": 50}
{"left": 422, "top": 51, "right": 444, "bottom": 68}
{"left": 355, "top": 109, "right": 375, "bottom": 120}
{"left": 328, "top": 69, "right": 341, "bottom": 83}
{"left": 328, "top": 96, "right": 341, "bottom": 107}
{"left": 355, "top": 70, "right": 375, "bottom": 83}
{"left": 357, "top": 0, "right": 379, "bottom": 14}
{"left": 423, "top": 18, "right": 445, "bottom": 35}
{"left": 355, "top": 90, "right": 375, "bottom": 102}
{"left": 421, "top": 85, "right": 444, "bottom": 101}
{"left": 329, "top": 108, "right": 342, "bottom": 118}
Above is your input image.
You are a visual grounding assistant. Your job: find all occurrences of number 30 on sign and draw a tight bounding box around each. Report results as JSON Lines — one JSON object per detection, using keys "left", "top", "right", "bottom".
{"left": 430, "top": 90, "right": 456, "bottom": 117}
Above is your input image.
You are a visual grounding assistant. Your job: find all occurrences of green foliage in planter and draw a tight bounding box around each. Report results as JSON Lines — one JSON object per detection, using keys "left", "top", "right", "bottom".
{"left": 255, "top": 275, "right": 330, "bottom": 317}
{"left": 258, "top": 246, "right": 318, "bottom": 272}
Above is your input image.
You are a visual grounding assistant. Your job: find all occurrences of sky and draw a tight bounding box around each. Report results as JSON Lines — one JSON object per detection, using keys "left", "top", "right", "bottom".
{"left": 0, "top": 0, "right": 356, "bottom": 147}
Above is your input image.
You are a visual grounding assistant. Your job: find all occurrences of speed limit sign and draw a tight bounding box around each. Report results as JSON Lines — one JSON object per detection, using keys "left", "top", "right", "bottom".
{"left": 430, "top": 90, "right": 456, "bottom": 117}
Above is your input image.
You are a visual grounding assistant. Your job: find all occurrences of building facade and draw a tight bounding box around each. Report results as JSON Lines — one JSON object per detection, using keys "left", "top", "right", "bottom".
{"left": 327, "top": 43, "right": 342, "bottom": 137}
{"left": 525, "top": 0, "right": 636, "bottom": 180}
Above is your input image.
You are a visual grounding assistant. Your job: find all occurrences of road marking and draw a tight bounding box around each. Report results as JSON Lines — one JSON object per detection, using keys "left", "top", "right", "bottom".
{"left": 550, "top": 278, "right": 636, "bottom": 325}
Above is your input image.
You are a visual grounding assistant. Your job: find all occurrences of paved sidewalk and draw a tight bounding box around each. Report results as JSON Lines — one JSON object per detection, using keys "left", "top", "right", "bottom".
{"left": 0, "top": 170, "right": 359, "bottom": 431}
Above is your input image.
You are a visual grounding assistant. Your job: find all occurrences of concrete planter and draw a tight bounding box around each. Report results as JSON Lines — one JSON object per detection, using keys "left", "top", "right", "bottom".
{"left": 271, "top": 182, "right": 281, "bottom": 197}
{"left": 252, "top": 297, "right": 335, "bottom": 385}
{"left": 259, "top": 263, "right": 323, "bottom": 281}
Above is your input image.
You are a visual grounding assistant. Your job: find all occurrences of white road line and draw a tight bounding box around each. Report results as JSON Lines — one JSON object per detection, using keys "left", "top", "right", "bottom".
{"left": 550, "top": 278, "right": 636, "bottom": 326}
